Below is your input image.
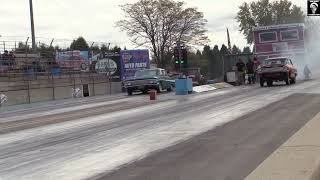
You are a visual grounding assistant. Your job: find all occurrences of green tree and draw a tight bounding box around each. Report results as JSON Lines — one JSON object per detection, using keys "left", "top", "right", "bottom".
{"left": 202, "top": 45, "right": 212, "bottom": 57}
{"left": 37, "top": 43, "right": 55, "bottom": 58}
{"left": 243, "top": 46, "right": 251, "bottom": 53}
{"left": 117, "top": 0, "right": 208, "bottom": 68}
{"left": 100, "top": 44, "right": 109, "bottom": 53}
{"left": 196, "top": 50, "right": 201, "bottom": 56}
{"left": 220, "top": 44, "right": 230, "bottom": 55}
{"left": 187, "top": 51, "right": 201, "bottom": 68}
{"left": 112, "top": 46, "right": 121, "bottom": 53}
{"left": 90, "top": 45, "right": 100, "bottom": 54}
{"left": 70, "top": 36, "right": 89, "bottom": 51}
{"left": 201, "top": 45, "right": 211, "bottom": 77}
{"left": 54, "top": 45, "right": 61, "bottom": 51}
{"left": 211, "top": 45, "right": 222, "bottom": 78}
{"left": 15, "top": 42, "right": 31, "bottom": 53}
{"left": 236, "top": 0, "right": 305, "bottom": 44}
{"left": 231, "top": 45, "right": 241, "bottom": 54}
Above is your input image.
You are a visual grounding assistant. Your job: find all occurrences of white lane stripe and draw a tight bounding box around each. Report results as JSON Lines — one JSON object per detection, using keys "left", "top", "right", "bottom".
{"left": 0, "top": 100, "right": 178, "bottom": 146}
{"left": 0, "top": 98, "right": 133, "bottom": 123}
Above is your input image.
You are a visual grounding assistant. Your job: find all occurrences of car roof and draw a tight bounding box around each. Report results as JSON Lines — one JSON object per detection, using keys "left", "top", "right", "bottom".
{"left": 138, "top": 68, "right": 163, "bottom": 71}
{"left": 265, "top": 57, "right": 288, "bottom": 60}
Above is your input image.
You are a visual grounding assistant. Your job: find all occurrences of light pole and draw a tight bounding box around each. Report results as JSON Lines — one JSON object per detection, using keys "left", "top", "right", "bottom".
{"left": 29, "top": 0, "right": 36, "bottom": 52}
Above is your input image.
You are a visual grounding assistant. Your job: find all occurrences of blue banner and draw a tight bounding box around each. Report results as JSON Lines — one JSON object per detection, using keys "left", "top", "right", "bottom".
{"left": 120, "top": 50, "right": 150, "bottom": 80}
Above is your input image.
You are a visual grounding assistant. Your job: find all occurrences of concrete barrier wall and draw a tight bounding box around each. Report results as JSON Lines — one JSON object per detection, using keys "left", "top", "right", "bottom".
{"left": 0, "top": 81, "right": 122, "bottom": 106}
{"left": 54, "top": 86, "right": 74, "bottom": 100}
{"left": 2, "top": 90, "right": 29, "bottom": 106}
{"left": 30, "top": 88, "right": 54, "bottom": 103}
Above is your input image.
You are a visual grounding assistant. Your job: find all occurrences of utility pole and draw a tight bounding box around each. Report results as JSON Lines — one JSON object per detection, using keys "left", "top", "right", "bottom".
{"left": 177, "top": 42, "right": 182, "bottom": 74}
{"left": 29, "top": 0, "right": 36, "bottom": 52}
{"left": 50, "top": 39, "right": 54, "bottom": 47}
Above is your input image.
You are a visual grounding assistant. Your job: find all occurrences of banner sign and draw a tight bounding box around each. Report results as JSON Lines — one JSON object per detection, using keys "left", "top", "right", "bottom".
{"left": 72, "top": 88, "right": 82, "bottom": 98}
{"left": 120, "top": 50, "right": 150, "bottom": 80}
{"left": 55, "top": 50, "right": 90, "bottom": 71}
{"left": 93, "top": 52, "right": 121, "bottom": 81}
{"left": 0, "top": 94, "right": 8, "bottom": 105}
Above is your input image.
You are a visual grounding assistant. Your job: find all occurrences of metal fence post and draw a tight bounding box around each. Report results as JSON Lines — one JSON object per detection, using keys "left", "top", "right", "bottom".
{"left": 91, "top": 72, "right": 95, "bottom": 96}
{"left": 222, "top": 55, "right": 225, "bottom": 81}
{"left": 52, "top": 70, "right": 55, "bottom": 100}
{"left": 109, "top": 78, "right": 112, "bottom": 95}
{"left": 27, "top": 80, "right": 31, "bottom": 104}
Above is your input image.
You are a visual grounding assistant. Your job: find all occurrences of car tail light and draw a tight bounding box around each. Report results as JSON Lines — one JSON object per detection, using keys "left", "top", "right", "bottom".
{"left": 283, "top": 66, "right": 289, "bottom": 71}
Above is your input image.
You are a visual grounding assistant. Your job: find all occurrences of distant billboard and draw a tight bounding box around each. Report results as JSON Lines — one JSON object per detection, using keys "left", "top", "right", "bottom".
{"left": 94, "top": 52, "right": 121, "bottom": 81}
{"left": 120, "top": 50, "right": 150, "bottom": 80}
{"left": 55, "top": 50, "right": 90, "bottom": 71}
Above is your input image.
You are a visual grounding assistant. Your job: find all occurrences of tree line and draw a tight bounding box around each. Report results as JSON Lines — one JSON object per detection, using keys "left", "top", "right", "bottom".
{"left": 187, "top": 44, "right": 252, "bottom": 79}
{"left": 14, "top": 36, "right": 124, "bottom": 59}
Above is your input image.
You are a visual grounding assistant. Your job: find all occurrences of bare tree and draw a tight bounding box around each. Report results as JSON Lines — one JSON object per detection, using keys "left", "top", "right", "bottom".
{"left": 116, "top": 0, "right": 208, "bottom": 68}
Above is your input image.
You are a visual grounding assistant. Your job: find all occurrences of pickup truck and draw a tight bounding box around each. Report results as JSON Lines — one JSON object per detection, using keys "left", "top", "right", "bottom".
{"left": 258, "top": 57, "right": 297, "bottom": 87}
{"left": 123, "top": 68, "right": 175, "bottom": 95}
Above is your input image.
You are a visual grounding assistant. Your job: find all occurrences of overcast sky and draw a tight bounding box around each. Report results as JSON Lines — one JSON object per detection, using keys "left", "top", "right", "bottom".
{"left": 0, "top": 0, "right": 305, "bottom": 51}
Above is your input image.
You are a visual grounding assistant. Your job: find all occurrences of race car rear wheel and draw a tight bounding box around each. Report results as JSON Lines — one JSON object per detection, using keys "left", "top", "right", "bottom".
{"left": 290, "top": 75, "right": 296, "bottom": 84}
{"left": 127, "top": 89, "right": 133, "bottom": 96}
{"left": 167, "top": 84, "right": 173, "bottom": 92}
{"left": 260, "top": 79, "right": 265, "bottom": 87}
{"left": 142, "top": 89, "right": 149, "bottom": 94}
{"left": 285, "top": 73, "right": 290, "bottom": 85}
{"left": 156, "top": 84, "right": 162, "bottom": 93}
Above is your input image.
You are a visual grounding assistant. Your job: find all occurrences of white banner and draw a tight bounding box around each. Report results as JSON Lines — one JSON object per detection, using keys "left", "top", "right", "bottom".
{"left": 72, "top": 88, "right": 82, "bottom": 98}
{"left": 0, "top": 94, "right": 8, "bottom": 105}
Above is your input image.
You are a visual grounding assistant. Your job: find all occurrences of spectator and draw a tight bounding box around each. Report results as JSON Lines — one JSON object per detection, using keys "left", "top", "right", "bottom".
{"left": 8, "top": 51, "right": 15, "bottom": 69}
{"left": 2, "top": 50, "right": 9, "bottom": 61}
{"left": 236, "top": 58, "right": 245, "bottom": 85}
{"left": 253, "top": 57, "right": 260, "bottom": 82}
{"left": 304, "top": 64, "right": 311, "bottom": 80}
{"left": 246, "top": 59, "right": 255, "bottom": 84}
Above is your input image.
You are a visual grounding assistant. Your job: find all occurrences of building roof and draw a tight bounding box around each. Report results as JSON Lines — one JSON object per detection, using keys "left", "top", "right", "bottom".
{"left": 253, "top": 23, "right": 305, "bottom": 31}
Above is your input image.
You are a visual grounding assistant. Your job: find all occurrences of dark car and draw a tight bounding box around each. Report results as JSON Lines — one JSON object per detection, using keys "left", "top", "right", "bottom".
{"left": 258, "top": 57, "right": 297, "bottom": 87}
{"left": 123, "top": 68, "right": 175, "bottom": 95}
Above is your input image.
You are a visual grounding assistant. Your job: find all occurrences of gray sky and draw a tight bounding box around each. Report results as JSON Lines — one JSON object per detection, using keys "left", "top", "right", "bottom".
{"left": 0, "top": 0, "right": 305, "bottom": 51}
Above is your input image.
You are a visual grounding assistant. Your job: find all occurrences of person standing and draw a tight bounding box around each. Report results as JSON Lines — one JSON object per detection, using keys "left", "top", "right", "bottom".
{"left": 8, "top": 51, "right": 15, "bottom": 70}
{"left": 2, "top": 50, "right": 9, "bottom": 62}
{"left": 253, "top": 57, "right": 260, "bottom": 83}
{"left": 236, "top": 59, "right": 245, "bottom": 85}
{"left": 246, "top": 59, "right": 255, "bottom": 84}
{"left": 304, "top": 64, "right": 311, "bottom": 80}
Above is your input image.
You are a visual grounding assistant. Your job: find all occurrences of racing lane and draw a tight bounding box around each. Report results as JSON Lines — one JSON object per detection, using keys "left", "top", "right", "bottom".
{"left": 0, "top": 80, "right": 319, "bottom": 180}
{"left": 101, "top": 93, "right": 320, "bottom": 180}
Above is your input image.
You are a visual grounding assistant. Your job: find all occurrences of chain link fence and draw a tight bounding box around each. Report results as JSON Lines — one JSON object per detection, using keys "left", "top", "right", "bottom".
{"left": 0, "top": 41, "right": 122, "bottom": 106}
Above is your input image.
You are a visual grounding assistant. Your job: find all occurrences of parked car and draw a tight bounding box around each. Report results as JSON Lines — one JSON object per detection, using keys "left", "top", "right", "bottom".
{"left": 169, "top": 68, "right": 205, "bottom": 86}
{"left": 123, "top": 68, "right": 175, "bottom": 95}
{"left": 258, "top": 57, "right": 297, "bottom": 87}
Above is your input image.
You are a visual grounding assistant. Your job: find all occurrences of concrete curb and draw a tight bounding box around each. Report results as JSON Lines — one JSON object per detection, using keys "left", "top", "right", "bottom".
{"left": 245, "top": 112, "right": 320, "bottom": 180}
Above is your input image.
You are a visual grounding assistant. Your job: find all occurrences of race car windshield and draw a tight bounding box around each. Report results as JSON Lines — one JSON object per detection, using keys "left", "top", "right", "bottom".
{"left": 263, "top": 59, "right": 286, "bottom": 65}
{"left": 135, "top": 70, "right": 158, "bottom": 78}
